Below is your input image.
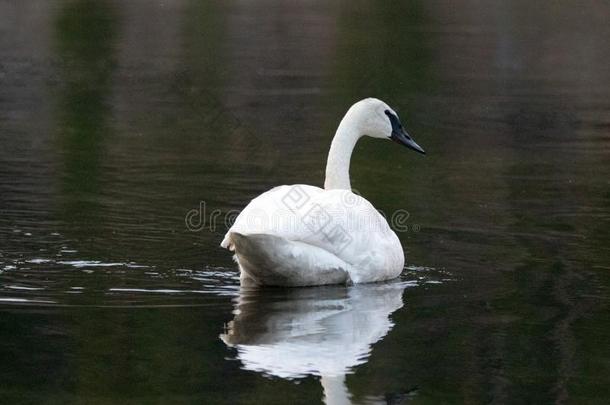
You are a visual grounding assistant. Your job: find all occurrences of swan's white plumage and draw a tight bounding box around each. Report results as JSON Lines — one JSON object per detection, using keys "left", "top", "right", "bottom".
{"left": 221, "top": 98, "right": 419, "bottom": 286}
{"left": 222, "top": 185, "right": 404, "bottom": 285}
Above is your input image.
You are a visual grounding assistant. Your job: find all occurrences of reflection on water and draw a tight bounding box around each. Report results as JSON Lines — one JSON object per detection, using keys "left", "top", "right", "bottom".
{"left": 222, "top": 282, "right": 408, "bottom": 404}
{"left": 53, "top": 0, "right": 117, "bottom": 224}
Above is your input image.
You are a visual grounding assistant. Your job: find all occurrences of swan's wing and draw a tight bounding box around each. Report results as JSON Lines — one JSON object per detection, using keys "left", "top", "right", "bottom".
{"left": 310, "top": 190, "right": 405, "bottom": 282}
{"left": 222, "top": 185, "right": 404, "bottom": 282}
{"left": 221, "top": 184, "right": 325, "bottom": 248}
{"left": 230, "top": 232, "right": 351, "bottom": 286}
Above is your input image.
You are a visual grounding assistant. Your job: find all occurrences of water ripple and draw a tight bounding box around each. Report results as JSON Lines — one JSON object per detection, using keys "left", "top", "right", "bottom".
{"left": 0, "top": 251, "right": 241, "bottom": 307}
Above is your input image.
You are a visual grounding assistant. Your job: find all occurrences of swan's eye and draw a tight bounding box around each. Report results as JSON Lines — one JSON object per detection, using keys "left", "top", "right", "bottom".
{"left": 384, "top": 110, "right": 401, "bottom": 132}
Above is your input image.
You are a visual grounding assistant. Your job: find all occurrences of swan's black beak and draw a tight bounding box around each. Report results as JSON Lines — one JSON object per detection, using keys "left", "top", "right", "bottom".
{"left": 391, "top": 127, "right": 426, "bottom": 154}
{"left": 385, "top": 110, "right": 426, "bottom": 155}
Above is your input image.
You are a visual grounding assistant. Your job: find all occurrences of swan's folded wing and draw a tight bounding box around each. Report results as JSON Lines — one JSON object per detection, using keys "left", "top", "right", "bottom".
{"left": 222, "top": 184, "right": 325, "bottom": 248}
{"left": 230, "top": 232, "right": 352, "bottom": 286}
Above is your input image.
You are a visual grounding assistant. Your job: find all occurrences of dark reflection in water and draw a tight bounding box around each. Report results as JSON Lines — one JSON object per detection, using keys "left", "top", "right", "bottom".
{"left": 53, "top": 0, "right": 117, "bottom": 237}
{"left": 0, "top": 0, "right": 609, "bottom": 403}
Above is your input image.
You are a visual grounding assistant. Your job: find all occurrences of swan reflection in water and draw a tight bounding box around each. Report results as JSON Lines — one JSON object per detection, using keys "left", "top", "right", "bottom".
{"left": 220, "top": 281, "right": 409, "bottom": 405}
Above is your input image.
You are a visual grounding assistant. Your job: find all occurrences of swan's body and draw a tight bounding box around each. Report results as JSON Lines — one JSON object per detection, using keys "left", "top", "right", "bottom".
{"left": 221, "top": 98, "right": 425, "bottom": 286}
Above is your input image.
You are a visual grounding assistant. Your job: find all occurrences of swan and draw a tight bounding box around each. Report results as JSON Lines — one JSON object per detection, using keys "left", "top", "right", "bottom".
{"left": 221, "top": 98, "right": 425, "bottom": 286}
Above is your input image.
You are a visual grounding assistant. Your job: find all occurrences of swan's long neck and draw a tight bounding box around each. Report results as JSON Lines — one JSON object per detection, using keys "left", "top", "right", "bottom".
{"left": 324, "top": 111, "right": 362, "bottom": 190}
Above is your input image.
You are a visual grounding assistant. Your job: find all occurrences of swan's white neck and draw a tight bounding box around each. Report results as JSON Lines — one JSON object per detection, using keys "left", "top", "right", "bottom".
{"left": 324, "top": 110, "right": 362, "bottom": 190}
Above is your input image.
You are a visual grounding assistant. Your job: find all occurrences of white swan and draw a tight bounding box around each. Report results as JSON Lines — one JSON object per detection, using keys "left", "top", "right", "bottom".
{"left": 221, "top": 98, "right": 425, "bottom": 286}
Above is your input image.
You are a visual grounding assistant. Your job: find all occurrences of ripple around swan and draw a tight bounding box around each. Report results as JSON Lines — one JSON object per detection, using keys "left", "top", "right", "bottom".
{"left": 0, "top": 250, "right": 448, "bottom": 308}
{"left": 0, "top": 253, "right": 243, "bottom": 307}
{"left": 0, "top": 229, "right": 448, "bottom": 308}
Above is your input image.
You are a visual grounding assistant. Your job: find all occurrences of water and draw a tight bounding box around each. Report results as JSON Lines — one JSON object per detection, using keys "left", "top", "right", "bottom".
{"left": 1, "top": 0, "right": 609, "bottom": 403}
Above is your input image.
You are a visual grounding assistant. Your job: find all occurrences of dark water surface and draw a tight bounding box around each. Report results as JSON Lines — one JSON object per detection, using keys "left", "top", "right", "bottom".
{"left": 1, "top": 1, "right": 609, "bottom": 403}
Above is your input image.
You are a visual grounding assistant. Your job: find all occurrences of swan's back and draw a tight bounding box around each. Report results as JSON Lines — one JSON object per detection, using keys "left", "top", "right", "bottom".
{"left": 222, "top": 185, "right": 404, "bottom": 285}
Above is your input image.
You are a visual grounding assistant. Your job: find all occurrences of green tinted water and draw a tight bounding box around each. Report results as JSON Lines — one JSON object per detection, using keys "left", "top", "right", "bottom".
{"left": 1, "top": 1, "right": 609, "bottom": 403}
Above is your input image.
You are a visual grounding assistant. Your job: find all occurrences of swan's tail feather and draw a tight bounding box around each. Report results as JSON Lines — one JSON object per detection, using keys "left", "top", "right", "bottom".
{"left": 220, "top": 234, "right": 233, "bottom": 250}
{"left": 227, "top": 232, "right": 352, "bottom": 287}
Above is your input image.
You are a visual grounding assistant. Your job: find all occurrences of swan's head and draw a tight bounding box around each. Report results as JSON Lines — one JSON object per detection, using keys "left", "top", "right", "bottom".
{"left": 350, "top": 98, "right": 425, "bottom": 155}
